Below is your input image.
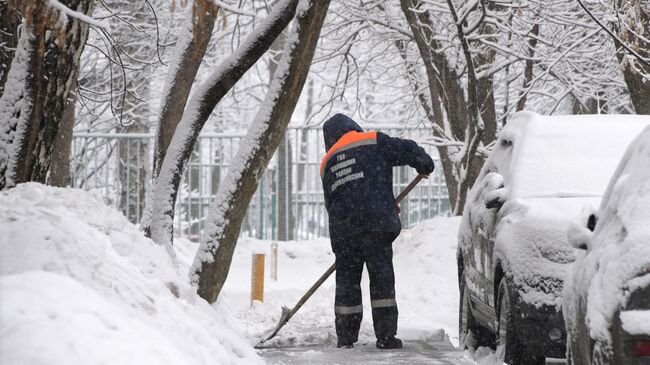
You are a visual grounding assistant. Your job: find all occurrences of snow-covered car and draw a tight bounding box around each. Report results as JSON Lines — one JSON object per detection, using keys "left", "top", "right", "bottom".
{"left": 564, "top": 125, "right": 650, "bottom": 365}
{"left": 456, "top": 111, "right": 649, "bottom": 365}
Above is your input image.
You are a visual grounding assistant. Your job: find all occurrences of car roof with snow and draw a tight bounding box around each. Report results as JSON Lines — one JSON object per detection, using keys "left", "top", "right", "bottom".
{"left": 497, "top": 111, "right": 650, "bottom": 200}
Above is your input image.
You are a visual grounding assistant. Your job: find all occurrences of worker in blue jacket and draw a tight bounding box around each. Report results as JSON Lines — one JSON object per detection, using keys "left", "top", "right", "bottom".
{"left": 320, "top": 113, "right": 435, "bottom": 349}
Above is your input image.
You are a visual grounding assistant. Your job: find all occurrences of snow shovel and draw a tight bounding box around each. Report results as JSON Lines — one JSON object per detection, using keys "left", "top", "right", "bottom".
{"left": 255, "top": 174, "right": 428, "bottom": 348}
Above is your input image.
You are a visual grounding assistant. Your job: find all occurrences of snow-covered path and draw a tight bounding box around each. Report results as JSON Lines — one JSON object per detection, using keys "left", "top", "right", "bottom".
{"left": 259, "top": 335, "right": 474, "bottom": 364}
{"left": 176, "top": 216, "right": 486, "bottom": 364}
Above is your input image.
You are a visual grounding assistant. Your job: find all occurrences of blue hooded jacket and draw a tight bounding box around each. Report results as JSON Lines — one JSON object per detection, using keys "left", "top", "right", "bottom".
{"left": 320, "top": 114, "right": 435, "bottom": 240}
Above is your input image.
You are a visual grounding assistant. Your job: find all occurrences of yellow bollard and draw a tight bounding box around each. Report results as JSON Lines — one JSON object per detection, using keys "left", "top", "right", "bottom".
{"left": 271, "top": 242, "right": 279, "bottom": 281}
{"left": 251, "top": 253, "right": 265, "bottom": 305}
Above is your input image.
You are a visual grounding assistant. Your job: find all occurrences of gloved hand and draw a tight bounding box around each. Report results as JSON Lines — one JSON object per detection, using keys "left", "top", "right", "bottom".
{"left": 416, "top": 154, "right": 435, "bottom": 175}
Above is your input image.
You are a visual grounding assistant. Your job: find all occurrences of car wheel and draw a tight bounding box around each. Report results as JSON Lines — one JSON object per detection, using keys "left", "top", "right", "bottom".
{"left": 496, "top": 278, "right": 544, "bottom": 365}
{"left": 459, "top": 274, "right": 494, "bottom": 350}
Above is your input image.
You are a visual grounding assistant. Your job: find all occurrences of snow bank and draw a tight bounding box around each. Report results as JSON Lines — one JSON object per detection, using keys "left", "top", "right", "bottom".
{"left": 0, "top": 183, "right": 262, "bottom": 365}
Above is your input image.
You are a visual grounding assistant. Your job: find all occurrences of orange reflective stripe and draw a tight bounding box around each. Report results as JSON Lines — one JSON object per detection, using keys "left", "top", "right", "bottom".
{"left": 320, "top": 131, "right": 377, "bottom": 175}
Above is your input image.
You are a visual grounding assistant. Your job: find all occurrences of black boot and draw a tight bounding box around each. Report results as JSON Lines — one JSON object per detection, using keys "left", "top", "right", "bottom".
{"left": 376, "top": 336, "right": 402, "bottom": 349}
{"left": 337, "top": 339, "right": 354, "bottom": 349}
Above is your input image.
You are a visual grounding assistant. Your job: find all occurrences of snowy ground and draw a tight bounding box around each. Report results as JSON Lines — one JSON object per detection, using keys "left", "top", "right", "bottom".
{"left": 178, "top": 216, "right": 497, "bottom": 364}
{"left": 202, "top": 217, "right": 464, "bottom": 347}
{"left": 1, "top": 183, "right": 530, "bottom": 364}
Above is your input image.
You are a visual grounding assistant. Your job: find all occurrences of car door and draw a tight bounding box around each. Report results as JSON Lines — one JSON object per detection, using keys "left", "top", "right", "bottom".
{"left": 470, "top": 140, "right": 513, "bottom": 321}
{"left": 461, "top": 169, "right": 502, "bottom": 330}
{"left": 470, "top": 169, "right": 501, "bottom": 307}
{"left": 482, "top": 141, "right": 513, "bottom": 308}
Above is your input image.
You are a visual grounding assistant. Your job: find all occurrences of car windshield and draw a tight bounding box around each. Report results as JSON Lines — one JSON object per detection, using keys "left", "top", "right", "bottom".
{"left": 511, "top": 118, "right": 648, "bottom": 199}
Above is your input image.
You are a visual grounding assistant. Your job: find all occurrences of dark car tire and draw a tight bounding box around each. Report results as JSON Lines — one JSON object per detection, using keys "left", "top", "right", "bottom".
{"left": 496, "top": 278, "right": 545, "bottom": 365}
{"left": 459, "top": 274, "right": 494, "bottom": 350}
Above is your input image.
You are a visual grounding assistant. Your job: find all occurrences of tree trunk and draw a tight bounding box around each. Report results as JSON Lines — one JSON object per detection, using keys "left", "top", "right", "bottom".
{"left": 612, "top": 1, "right": 649, "bottom": 114}
{"left": 192, "top": 0, "right": 331, "bottom": 304}
{"left": 0, "top": 0, "right": 93, "bottom": 190}
{"left": 112, "top": 0, "right": 156, "bottom": 223}
{"left": 393, "top": 38, "right": 459, "bottom": 211}
{"left": 150, "top": 0, "right": 300, "bottom": 251}
{"left": 0, "top": 1, "right": 21, "bottom": 95}
{"left": 48, "top": 86, "right": 77, "bottom": 187}
{"left": 515, "top": 23, "right": 540, "bottom": 112}
{"left": 474, "top": 6, "right": 498, "bottom": 146}
{"left": 400, "top": 0, "right": 489, "bottom": 215}
{"left": 277, "top": 137, "right": 294, "bottom": 241}
{"left": 271, "top": 30, "right": 295, "bottom": 241}
{"left": 118, "top": 124, "right": 149, "bottom": 222}
{"left": 444, "top": 0, "right": 484, "bottom": 215}
{"left": 152, "top": 0, "right": 219, "bottom": 178}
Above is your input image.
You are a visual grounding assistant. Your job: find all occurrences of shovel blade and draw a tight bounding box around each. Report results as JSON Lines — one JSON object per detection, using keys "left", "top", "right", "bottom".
{"left": 255, "top": 306, "right": 292, "bottom": 348}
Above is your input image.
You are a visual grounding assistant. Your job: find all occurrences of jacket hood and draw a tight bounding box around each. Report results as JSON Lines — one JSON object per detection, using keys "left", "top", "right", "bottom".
{"left": 323, "top": 113, "right": 364, "bottom": 151}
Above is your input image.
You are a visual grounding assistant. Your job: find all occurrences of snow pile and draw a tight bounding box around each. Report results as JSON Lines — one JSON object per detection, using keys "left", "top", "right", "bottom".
{"left": 0, "top": 183, "right": 262, "bottom": 365}
{"left": 564, "top": 126, "right": 650, "bottom": 346}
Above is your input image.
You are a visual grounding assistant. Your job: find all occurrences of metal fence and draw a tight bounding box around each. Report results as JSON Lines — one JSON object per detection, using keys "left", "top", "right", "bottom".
{"left": 71, "top": 125, "right": 449, "bottom": 241}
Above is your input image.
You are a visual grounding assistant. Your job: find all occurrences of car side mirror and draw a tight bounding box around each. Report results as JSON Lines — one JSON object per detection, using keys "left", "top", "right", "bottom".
{"left": 483, "top": 172, "right": 507, "bottom": 210}
{"left": 485, "top": 191, "right": 506, "bottom": 209}
{"left": 587, "top": 213, "right": 597, "bottom": 232}
{"left": 568, "top": 205, "right": 598, "bottom": 250}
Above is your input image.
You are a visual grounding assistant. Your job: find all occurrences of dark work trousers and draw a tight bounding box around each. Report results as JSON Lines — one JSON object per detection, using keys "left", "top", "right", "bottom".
{"left": 331, "top": 231, "right": 398, "bottom": 343}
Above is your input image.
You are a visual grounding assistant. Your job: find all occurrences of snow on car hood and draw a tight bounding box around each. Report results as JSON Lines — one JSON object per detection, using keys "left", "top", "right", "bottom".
{"left": 494, "top": 197, "right": 595, "bottom": 308}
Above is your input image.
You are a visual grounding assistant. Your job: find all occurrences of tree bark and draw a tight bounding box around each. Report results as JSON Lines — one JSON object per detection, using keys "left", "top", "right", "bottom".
{"left": 271, "top": 30, "right": 295, "bottom": 241}
{"left": 515, "top": 23, "right": 540, "bottom": 112}
{"left": 48, "top": 85, "right": 77, "bottom": 187}
{"left": 0, "top": 0, "right": 93, "bottom": 190}
{"left": 0, "top": 1, "right": 21, "bottom": 95}
{"left": 400, "top": 0, "right": 469, "bottom": 141}
{"left": 150, "top": 0, "right": 300, "bottom": 251}
{"left": 277, "top": 136, "right": 294, "bottom": 241}
{"left": 445, "top": 0, "right": 485, "bottom": 216}
{"left": 192, "top": 0, "right": 331, "bottom": 304}
{"left": 152, "top": 0, "right": 219, "bottom": 178}
{"left": 612, "top": 0, "right": 649, "bottom": 114}
{"left": 473, "top": 4, "right": 498, "bottom": 146}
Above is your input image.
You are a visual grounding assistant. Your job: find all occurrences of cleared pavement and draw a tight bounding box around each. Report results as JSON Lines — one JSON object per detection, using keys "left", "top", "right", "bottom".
{"left": 258, "top": 331, "right": 477, "bottom": 365}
